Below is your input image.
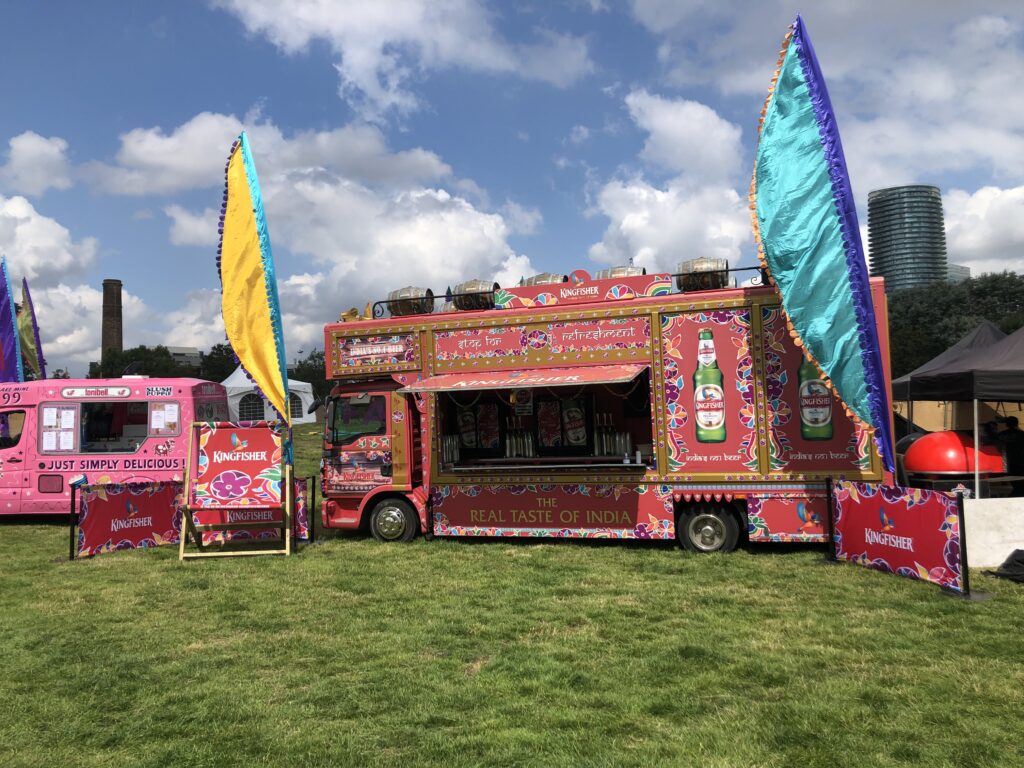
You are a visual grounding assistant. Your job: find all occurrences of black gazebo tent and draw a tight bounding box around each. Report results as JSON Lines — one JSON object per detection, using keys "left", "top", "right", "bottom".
{"left": 905, "top": 324, "right": 1024, "bottom": 494}
{"left": 907, "top": 324, "right": 1024, "bottom": 402}
{"left": 892, "top": 320, "right": 1006, "bottom": 401}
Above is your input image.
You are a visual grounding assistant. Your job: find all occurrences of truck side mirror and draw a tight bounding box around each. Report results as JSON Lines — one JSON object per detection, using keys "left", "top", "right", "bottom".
{"left": 307, "top": 397, "right": 324, "bottom": 415}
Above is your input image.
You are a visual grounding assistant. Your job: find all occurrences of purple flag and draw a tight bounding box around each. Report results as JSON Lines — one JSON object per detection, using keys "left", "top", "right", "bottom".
{"left": 0, "top": 257, "right": 24, "bottom": 383}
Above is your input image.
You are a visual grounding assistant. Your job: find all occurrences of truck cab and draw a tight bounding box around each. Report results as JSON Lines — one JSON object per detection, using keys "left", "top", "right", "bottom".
{"left": 320, "top": 381, "right": 423, "bottom": 538}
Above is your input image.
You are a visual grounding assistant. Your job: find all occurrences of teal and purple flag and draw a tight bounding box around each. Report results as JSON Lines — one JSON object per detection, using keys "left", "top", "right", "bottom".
{"left": 0, "top": 257, "right": 24, "bottom": 383}
{"left": 750, "top": 16, "right": 895, "bottom": 472}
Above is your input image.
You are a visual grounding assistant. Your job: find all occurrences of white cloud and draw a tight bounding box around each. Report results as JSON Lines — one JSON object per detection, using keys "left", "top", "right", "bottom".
{"left": 515, "top": 30, "right": 593, "bottom": 89}
{"left": 159, "top": 288, "right": 226, "bottom": 351}
{"left": 87, "top": 112, "right": 240, "bottom": 195}
{"left": 1, "top": 132, "right": 72, "bottom": 196}
{"left": 88, "top": 113, "right": 451, "bottom": 196}
{"left": 569, "top": 125, "right": 590, "bottom": 144}
{"left": 944, "top": 185, "right": 1024, "bottom": 275}
{"left": 625, "top": 90, "right": 742, "bottom": 182}
{"left": 164, "top": 205, "right": 218, "bottom": 247}
{"left": 161, "top": 169, "right": 538, "bottom": 354}
{"left": 500, "top": 200, "right": 543, "bottom": 235}
{"left": 214, "top": 0, "right": 592, "bottom": 121}
{"left": 492, "top": 253, "right": 536, "bottom": 288}
{"left": 588, "top": 178, "right": 749, "bottom": 272}
{"left": 0, "top": 195, "right": 97, "bottom": 282}
{"left": 588, "top": 91, "right": 750, "bottom": 272}
{"left": 629, "top": 5, "right": 1024, "bottom": 191}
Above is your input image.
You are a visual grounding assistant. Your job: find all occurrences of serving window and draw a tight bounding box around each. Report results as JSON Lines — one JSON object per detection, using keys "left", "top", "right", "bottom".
{"left": 0, "top": 410, "right": 26, "bottom": 450}
{"left": 432, "top": 368, "right": 653, "bottom": 471}
{"left": 39, "top": 400, "right": 184, "bottom": 454}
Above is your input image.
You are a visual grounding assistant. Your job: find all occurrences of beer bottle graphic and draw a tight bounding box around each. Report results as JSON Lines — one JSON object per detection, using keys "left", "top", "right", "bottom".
{"left": 798, "top": 357, "right": 833, "bottom": 440}
{"left": 693, "top": 328, "right": 726, "bottom": 443}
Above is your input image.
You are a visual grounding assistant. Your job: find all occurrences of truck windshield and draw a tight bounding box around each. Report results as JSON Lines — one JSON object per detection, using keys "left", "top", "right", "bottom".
{"left": 330, "top": 395, "right": 386, "bottom": 445}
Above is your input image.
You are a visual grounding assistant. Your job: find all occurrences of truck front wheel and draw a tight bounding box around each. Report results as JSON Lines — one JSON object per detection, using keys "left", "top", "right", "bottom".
{"left": 368, "top": 498, "right": 418, "bottom": 543}
{"left": 678, "top": 504, "right": 739, "bottom": 553}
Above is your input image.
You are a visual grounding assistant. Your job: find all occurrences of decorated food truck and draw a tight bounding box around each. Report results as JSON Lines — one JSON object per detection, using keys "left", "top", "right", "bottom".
{"left": 0, "top": 377, "right": 228, "bottom": 515}
{"left": 319, "top": 267, "right": 894, "bottom": 552}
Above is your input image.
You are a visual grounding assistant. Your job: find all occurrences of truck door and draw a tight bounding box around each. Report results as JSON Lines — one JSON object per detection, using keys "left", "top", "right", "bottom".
{"left": 0, "top": 409, "right": 28, "bottom": 513}
{"left": 323, "top": 393, "right": 393, "bottom": 496}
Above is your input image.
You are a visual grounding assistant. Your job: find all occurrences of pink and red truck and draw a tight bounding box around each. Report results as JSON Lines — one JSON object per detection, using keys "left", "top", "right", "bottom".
{"left": 319, "top": 269, "right": 894, "bottom": 552}
{"left": 0, "top": 377, "right": 227, "bottom": 515}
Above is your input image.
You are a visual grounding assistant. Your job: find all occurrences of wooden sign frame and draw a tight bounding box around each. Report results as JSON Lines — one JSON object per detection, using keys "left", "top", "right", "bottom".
{"left": 179, "top": 420, "right": 292, "bottom": 559}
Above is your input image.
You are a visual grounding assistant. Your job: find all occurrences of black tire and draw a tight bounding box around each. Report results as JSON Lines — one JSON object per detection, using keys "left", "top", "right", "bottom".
{"left": 678, "top": 503, "right": 740, "bottom": 553}
{"left": 368, "top": 497, "right": 418, "bottom": 543}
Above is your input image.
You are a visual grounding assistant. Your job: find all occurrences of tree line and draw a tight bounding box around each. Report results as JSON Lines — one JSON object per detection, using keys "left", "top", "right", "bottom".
{"left": 94, "top": 343, "right": 331, "bottom": 400}
{"left": 887, "top": 271, "right": 1023, "bottom": 378}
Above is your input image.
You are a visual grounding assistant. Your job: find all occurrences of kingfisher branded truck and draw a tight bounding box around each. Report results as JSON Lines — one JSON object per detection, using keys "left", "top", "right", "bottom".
{"left": 319, "top": 270, "right": 894, "bottom": 552}
{"left": 0, "top": 377, "right": 228, "bottom": 515}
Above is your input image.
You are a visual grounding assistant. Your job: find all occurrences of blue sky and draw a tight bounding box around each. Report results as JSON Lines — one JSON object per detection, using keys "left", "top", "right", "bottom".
{"left": 1, "top": 1, "right": 1022, "bottom": 375}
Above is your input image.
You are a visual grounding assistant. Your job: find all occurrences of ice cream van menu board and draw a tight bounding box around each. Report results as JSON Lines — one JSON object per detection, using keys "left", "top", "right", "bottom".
{"left": 149, "top": 402, "right": 180, "bottom": 436}
{"left": 41, "top": 405, "right": 77, "bottom": 452}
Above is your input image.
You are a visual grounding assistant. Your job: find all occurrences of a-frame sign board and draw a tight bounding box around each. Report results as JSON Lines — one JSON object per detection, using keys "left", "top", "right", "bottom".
{"left": 179, "top": 420, "right": 292, "bottom": 559}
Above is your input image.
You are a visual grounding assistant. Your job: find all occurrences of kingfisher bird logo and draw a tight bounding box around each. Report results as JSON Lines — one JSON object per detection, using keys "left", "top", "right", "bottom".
{"left": 879, "top": 508, "right": 895, "bottom": 532}
{"left": 796, "top": 502, "right": 820, "bottom": 532}
{"left": 230, "top": 433, "right": 248, "bottom": 452}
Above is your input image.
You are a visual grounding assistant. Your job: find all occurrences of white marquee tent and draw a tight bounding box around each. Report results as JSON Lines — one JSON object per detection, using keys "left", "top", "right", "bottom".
{"left": 221, "top": 366, "right": 316, "bottom": 424}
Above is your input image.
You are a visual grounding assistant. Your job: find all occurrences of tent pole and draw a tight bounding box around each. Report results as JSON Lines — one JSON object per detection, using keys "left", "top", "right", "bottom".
{"left": 974, "top": 398, "right": 980, "bottom": 498}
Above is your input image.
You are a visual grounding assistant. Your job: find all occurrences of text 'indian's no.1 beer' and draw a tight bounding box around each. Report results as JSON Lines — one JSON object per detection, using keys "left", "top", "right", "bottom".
{"left": 798, "top": 357, "right": 832, "bottom": 440}
{"left": 693, "top": 328, "right": 726, "bottom": 443}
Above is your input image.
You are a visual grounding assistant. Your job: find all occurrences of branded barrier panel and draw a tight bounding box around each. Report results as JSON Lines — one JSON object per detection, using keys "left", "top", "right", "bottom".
{"left": 195, "top": 477, "right": 309, "bottom": 543}
{"left": 75, "top": 481, "right": 183, "bottom": 558}
{"left": 831, "top": 480, "right": 968, "bottom": 594}
{"left": 180, "top": 420, "right": 292, "bottom": 559}
{"left": 71, "top": 477, "right": 308, "bottom": 559}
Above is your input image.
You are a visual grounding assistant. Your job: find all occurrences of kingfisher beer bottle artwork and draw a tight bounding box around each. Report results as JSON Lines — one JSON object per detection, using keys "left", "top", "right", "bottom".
{"left": 693, "top": 328, "right": 726, "bottom": 443}
{"left": 798, "top": 356, "right": 833, "bottom": 440}
{"left": 562, "top": 399, "right": 588, "bottom": 447}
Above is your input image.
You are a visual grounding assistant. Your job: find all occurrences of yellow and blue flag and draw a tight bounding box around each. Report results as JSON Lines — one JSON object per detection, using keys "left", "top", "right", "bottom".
{"left": 750, "top": 16, "right": 895, "bottom": 472}
{"left": 218, "top": 132, "right": 290, "bottom": 424}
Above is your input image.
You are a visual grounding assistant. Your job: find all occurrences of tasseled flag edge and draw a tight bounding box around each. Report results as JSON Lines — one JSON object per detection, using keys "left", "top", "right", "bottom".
{"left": 790, "top": 16, "right": 894, "bottom": 471}
{"left": 748, "top": 22, "right": 892, "bottom": 471}
{"left": 238, "top": 132, "right": 290, "bottom": 425}
{"left": 216, "top": 135, "right": 288, "bottom": 426}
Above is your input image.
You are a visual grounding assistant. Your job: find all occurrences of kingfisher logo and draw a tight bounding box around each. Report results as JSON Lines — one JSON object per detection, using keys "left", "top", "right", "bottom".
{"left": 864, "top": 508, "right": 913, "bottom": 551}
{"left": 112, "top": 516, "right": 153, "bottom": 533}
{"left": 213, "top": 450, "right": 268, "bottom": 463}
{"left": 559, "top": 285, "right": 599, "bottom": 300}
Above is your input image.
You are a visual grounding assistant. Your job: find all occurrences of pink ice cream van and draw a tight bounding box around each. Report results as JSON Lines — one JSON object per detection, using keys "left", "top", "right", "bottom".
{"left": 0, "top": 377, "right": 229, "bottom": 515}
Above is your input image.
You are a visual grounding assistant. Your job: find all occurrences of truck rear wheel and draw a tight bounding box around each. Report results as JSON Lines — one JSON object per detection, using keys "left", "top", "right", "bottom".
{"left": 368, "top": 498, "right": 418, "bottom": 543}
{"left": 678, "top": 504, "right": 739, "bottom": 553}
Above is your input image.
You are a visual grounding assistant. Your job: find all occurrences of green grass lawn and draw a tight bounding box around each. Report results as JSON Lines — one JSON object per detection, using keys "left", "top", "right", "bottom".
{"left": 1, "top": 424, "right": 1022, "bottom": 767}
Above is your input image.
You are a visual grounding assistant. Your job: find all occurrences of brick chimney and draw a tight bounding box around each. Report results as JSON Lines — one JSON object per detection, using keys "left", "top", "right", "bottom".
{"left": 101, "top": 278, "right": 123, "bottom": 361}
